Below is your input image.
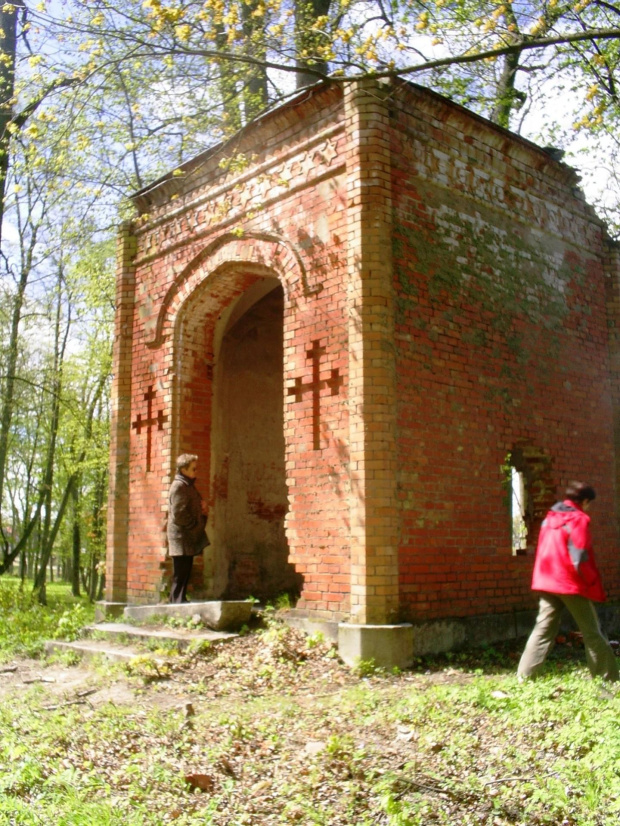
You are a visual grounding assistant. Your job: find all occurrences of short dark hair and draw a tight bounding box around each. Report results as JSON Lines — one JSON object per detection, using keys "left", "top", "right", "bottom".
{"left": 565, "top": 481, "right": 596, "bottom": 503}
{"left": 176, "top": 453, "right": 198, "bottom": 471}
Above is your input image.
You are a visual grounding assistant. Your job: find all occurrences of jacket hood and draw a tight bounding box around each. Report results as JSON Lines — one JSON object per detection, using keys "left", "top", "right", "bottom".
{"left": 543, "top": 500, "right": 586, "bottom": 530}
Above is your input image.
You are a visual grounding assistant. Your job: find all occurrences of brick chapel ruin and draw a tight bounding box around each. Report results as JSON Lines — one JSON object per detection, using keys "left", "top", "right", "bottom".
{"left": 104, "top": 79, "right": 620, "bottom": 666}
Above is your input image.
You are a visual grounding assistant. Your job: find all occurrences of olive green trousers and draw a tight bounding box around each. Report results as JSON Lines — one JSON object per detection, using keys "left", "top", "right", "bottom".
{"left": 518, "top": 593, "right": 619, "bottom": 681}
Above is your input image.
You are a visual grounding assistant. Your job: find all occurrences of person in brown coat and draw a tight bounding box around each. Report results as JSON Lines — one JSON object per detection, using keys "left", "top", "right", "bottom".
{"left": 167, "top": 453, "right": 209, "bottom": 603}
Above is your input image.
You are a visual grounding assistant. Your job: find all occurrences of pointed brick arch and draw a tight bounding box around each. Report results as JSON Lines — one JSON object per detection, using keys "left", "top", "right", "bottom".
{"left": 145, "top": 231, "right": 318, "bottom": 350}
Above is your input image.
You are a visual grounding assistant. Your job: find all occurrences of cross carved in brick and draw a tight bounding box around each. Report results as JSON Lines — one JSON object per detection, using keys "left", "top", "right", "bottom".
{"left": 288, "top": 340, "right": 343, "bottom": 450}
{"left": 132, "top": 385, "right": 168, "bottom": 472}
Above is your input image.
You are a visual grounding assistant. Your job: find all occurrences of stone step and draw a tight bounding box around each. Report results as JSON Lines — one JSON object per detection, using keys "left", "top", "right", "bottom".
{"left": 44, "top": 638, "right": 160, "bottom": 664}
{"left": 122, "top": 600, "right": 253, "bottom": 631}
{"left": 45, "top": 622, "right": 237, "bottom": 664}
{"left": 84, "top": 622, "right": 235, "bottom": 648}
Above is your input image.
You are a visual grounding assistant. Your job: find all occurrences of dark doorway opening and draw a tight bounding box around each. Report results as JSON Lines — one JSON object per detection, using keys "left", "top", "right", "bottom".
{"left": 210, "top": 279, "right": 301, "bottom": 601}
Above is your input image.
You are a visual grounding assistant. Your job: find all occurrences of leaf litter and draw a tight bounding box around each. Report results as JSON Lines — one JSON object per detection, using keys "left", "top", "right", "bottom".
{"left": 1, "top": 623, "right": 620, "bottom": 825}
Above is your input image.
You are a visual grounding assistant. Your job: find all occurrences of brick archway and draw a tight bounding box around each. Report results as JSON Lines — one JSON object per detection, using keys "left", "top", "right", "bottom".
{"left": 146, "top": 231, "right": 317, "bottom": 350}
{"left": 163, "top": 240, "right": 304, "bottom": 601}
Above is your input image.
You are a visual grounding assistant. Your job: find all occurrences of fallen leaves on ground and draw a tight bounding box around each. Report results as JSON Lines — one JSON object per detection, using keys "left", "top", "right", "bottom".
{"left": 1, "top": 623, "right": 619, "bottom": 826}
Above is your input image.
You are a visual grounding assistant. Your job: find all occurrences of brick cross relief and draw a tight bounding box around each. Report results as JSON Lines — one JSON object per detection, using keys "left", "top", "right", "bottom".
{"left": 132, "top": 385, "right": 168, "bottom": 472}
{"left": 288, "top": 340, "right": 343, "bottom": 450}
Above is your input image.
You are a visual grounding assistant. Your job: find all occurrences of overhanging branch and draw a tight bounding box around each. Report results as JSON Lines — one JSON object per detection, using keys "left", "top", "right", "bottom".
{"left": 158, "top": 27, "right": 620, "bottom": 83}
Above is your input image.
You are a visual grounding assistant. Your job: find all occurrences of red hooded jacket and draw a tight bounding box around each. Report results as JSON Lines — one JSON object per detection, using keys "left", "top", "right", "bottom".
{"left": 530, "top": 500, "right": 606, "bottom": 602}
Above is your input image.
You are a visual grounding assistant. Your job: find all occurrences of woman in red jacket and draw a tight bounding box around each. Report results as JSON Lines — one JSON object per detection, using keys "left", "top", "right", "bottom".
{"left": 518, "top": 481, "right": 618, "bottom": 681}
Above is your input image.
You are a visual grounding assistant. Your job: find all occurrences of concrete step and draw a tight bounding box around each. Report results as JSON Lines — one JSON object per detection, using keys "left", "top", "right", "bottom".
{"left": 44, "top": 638, "right": 160, "bottom": 664}
{"left": 45, "top": 622, "right": 237, "bottom": 664}
{"left": 122, "top": 600, "right": 253, "bottom": 631}
{"left": 84, "top": 622, "right": 235, "bottom": 648}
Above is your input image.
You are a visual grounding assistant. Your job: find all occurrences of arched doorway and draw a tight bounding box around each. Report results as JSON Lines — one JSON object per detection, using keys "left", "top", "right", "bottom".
{"left": 209, "top": 277, "right": 301, "bottom": 601}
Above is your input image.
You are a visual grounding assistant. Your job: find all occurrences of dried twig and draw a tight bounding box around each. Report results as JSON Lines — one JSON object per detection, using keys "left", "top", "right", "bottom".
{"left": 484, "top": 771, "right": 559, "bottom": 786}
{"left": 76, "top": 688, "right": 98, "bottom": 698}
{"left": 42, "top": 689, "right": 97, "bottom": 710}
{"left": 22, "top": 676, "right": 56, "bottom": 684}
{"left": 42, "top": 699, "right": 88, "bottom": 710}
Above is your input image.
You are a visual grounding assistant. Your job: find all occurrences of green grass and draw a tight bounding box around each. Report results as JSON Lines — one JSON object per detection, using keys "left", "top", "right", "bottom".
{"left": 0, "top": 576, "right": 94, "bottom": 661}
{"left": 2, "top": 584, "right": 620, "bottom": 824}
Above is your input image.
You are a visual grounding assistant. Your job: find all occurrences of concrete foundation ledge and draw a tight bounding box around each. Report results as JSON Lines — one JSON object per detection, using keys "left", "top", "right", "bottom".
{"left": 280, "top": 610, "right": 339, "bottom": 644}
{"left": 95, "top": 601, "right": 127, "bottom": 623}
{"left": 409, "top": 611, "right": 535, "bottom": 656}
{"left": 337, "top": 623, "right": 414, "bottom": 670}
{"left": 123, "top": 600, "right": 252, "bottom": 631}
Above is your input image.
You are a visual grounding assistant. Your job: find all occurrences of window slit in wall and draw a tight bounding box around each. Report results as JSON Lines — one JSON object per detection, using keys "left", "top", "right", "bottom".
{"left": 505, "top": 446, "right": 554, "bottom": 556}
{"left": 511, "top": 466, "right": 528, "bottom": 556}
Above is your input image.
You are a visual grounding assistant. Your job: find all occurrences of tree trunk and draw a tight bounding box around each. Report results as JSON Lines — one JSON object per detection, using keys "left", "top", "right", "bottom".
{"left": 0, "top": 1, "right": 24, "bottom": 248}
{"left": 295, "top": 0, "right": 332, "bottom": 89}
{"left": 33, "top": 269, "right": 70, "bottom": 601}
{"left": 241, "top": 0, "right": 268, "bottom": 120}
{"left": 0, "top": 266, "right": 30, "bottom": 564}
{"left": 490, "top": 48, "right": 524, "bottom": 128}
{"left": 71, "top": 485, "right": 81, "bottom": 597}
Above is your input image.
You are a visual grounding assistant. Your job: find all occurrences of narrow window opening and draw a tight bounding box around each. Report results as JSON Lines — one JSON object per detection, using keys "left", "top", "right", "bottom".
{"left": 504, "top": 446, "right": 554, "bottom": 556}
{"left": 511, "top": 466, "right": 528, "bottom": 556}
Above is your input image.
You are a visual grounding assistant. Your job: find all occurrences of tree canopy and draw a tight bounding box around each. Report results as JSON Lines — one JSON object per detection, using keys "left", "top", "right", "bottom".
{"left": 1, "top": 0, "right": 620, "bottom": 594}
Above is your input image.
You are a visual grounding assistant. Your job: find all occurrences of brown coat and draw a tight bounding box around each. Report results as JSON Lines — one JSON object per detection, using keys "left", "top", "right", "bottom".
{"left": 167, "top": 473, "right": 208, "bottom": 557}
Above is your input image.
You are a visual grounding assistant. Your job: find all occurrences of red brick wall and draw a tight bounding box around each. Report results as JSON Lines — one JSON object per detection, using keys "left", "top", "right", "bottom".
{"left": 107, "top": 80, "right": 620, "bottom": 626}
{"left": 114, "top": 87, "right": 353, "bottom": 614}
{"left": 390, "top": 83, "right": 620, "bottom": 621}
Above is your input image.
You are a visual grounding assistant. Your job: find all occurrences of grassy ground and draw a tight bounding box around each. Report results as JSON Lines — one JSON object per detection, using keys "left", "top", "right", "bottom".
{"left": 0, "top": 576, "right": 94, "bottom": 662}
{"left": 1, "top": 580, "right": 620, "bottom": 825}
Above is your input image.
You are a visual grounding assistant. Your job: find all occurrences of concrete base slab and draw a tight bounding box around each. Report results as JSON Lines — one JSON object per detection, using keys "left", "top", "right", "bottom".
{"left": 94, "top": 601, "right": 127, "bottom": 623}
{"left": 280, "top": 611, "right": 339, "bottom": 644}
{"left": 123, "top": 600, "right": 252, "bottom": 631}
{"left": 410, "top": 610, "right": 538, "bottom": 656}
{"left": 338, "top": 623, "right": 414, "bottom": 670}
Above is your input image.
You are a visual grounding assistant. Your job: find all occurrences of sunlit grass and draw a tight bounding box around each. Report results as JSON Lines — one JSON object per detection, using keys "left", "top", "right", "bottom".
{"left": 2, "top": 584, "right": 620, "bottom": 824}
{"left": 0, "top": 576, "right": 94, "bottom": 661}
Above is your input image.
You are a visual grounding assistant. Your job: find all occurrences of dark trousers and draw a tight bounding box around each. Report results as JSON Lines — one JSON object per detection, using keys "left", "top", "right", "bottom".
{"left": 170, "top": 555, "right": 194, "bottom": 603}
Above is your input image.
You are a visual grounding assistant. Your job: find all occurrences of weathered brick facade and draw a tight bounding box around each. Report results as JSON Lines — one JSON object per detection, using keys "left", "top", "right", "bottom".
{"left": 106, "top": 79, "right": 620, "bottom": 635}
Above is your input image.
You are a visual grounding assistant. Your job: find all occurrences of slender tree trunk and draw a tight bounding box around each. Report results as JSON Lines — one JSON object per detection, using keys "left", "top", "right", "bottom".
{"left": 71, "top": 485, "right": 81, "bottom": 597}
{"left": 0, "top": 268, "right": 29, "bottom": 563}
{"left": 295, "top": 0, "right": 332, "bottom": 89}
{"left": 33, "top": 270, "right": 69, "bottom": 602}
{"left": 30, "top": 357, "right": 107, "bottom": 593}
{"left": 88, "top": 553, "right": 97, "bottom": 602}
{"left": 490, "top": 49, "right": 523, "bottom": 128}
{"left": 241, "top": 0, "right": 268, "bottom": 120}
{"left": 0, "top": 1, "right": 24, "bottom": 248}
{"left": 215, "top": 24, "right": 242, "bottom": 131}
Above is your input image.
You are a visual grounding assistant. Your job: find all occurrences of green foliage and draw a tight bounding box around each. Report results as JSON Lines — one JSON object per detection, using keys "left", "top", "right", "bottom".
{"left": 353, "top": 657, "right": 380, "bottom": 677}
{"left": 46, "top": 648, "right": 82, "bottom": 667}
{"left": 0, "top": 578, "right": 92, "bottom": 661}
{"left": 164, "top": 613, "right": 204, "bottom": 630}
{"left": 273, "top": 592, "right": 293, "bottom": 611}
{"left": 123, "top": 654, "right": 173, "bottom": 682}
{"left": 185, "top": 638, "right": 212, "bottom": 656}
{"left": 306, "top": 630, "right": 325, "bottom": 648}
